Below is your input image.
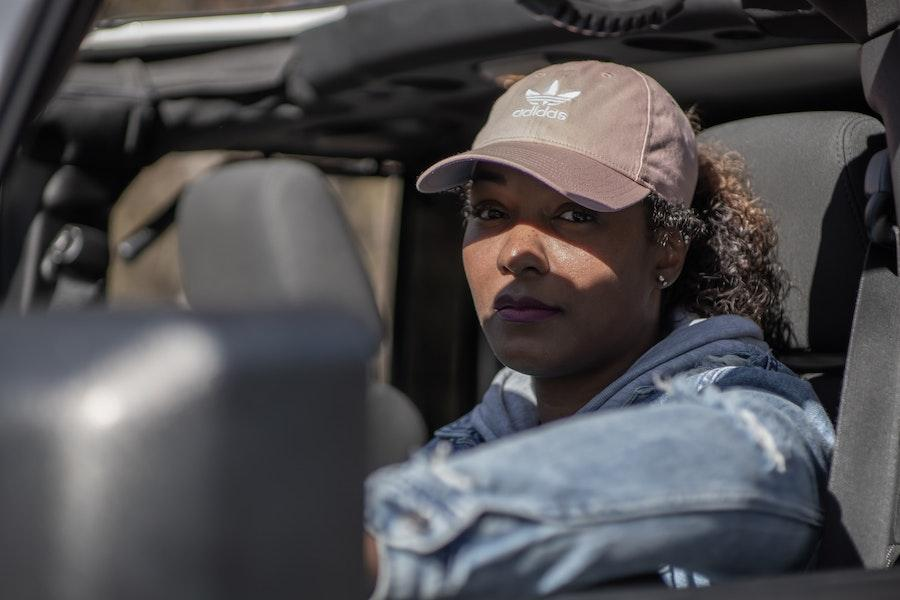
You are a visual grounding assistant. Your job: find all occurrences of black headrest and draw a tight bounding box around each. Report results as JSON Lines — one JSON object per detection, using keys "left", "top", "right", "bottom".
{"left": 698, "top": 111, "right": 885, "bottom": 355}
{"left": 177, "top": 159, "right": 381, "bottom": 341}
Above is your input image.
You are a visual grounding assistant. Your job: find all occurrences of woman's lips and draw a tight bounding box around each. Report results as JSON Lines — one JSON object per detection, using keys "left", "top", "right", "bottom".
{"left": 493, "top": 294, "right": 561, "bottom": 323}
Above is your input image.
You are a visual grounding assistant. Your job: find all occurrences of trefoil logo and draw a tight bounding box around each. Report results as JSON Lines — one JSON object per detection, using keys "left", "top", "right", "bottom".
{"left": 512, "top": 80, "right": 582, "bottom": 121}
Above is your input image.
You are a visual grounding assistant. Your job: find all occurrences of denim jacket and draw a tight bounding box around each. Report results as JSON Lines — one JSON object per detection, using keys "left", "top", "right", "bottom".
{"left": 365, "top": 315, "right": 836, "bottom": 599}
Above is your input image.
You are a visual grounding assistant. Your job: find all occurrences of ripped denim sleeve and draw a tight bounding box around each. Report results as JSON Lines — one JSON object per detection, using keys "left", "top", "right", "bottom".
{"left": 365, "top": 367, "right": 835, "bottom": 599}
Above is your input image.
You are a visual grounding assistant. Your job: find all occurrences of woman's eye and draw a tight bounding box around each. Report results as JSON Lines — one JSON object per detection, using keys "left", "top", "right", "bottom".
{"left": 557, "top": 209, "right": 597, "bottom": 223}
{"left": 469, "top": 204, "right": 507, "bottom": 221}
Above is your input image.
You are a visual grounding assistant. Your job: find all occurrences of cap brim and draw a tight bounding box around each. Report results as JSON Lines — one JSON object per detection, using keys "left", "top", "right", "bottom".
{"left": 416, "top": 140, "right": 650, "bottom": 211}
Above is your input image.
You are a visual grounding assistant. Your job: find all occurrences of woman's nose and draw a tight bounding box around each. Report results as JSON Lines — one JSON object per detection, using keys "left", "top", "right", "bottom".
{"left": 497, "top": 224, "right": 550, "bottom": 276}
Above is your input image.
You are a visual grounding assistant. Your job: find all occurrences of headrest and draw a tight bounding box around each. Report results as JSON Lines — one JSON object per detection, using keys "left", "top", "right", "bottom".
{"left": 0, "top": 310, "right": 369, "bottom": 596}
{"left": 178, "top": 159, "right": 381, "bottom": 341}
{"left": 107, "top": 151, "right": 260, "bottom": 308}
{"left": 698, "top": 111, "right": 885, "bottom": 355}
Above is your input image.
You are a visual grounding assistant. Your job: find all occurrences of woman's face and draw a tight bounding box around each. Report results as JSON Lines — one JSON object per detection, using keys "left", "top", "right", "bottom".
{"left": 463, "top": 163, "right": 682, "bottom": 378}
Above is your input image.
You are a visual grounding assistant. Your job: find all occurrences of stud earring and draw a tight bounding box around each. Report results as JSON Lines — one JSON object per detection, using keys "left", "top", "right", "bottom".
{"left": 657, "top": 274, "right": 669, "bottom": 288}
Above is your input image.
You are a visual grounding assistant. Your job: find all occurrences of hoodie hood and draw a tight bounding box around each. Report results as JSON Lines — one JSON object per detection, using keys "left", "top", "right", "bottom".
{"left": 470, "top": 314, "right": 767, "bottom": 442}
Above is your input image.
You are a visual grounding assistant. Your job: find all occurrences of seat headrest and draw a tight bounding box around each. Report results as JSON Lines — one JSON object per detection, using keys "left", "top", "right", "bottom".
{"left": 698, "top": 112, "right": 885, "bottom": 355}
{"left": 177, "top": 159, "right": 381, "bottom": 341}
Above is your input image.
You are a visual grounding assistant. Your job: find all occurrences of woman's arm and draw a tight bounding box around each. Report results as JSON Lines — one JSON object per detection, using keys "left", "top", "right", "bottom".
{"left": 364, "top": 372, "right": 833, "bottom": 599}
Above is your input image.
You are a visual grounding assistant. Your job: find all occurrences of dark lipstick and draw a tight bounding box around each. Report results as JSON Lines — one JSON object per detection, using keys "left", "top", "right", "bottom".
{"left": 493, "top": 294, "right": 561, "bottom": 323}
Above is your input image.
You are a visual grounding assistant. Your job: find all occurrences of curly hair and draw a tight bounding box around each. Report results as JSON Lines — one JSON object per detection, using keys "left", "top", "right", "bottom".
{"left": 647, "top": 143, "right": 793, "bottom": 351}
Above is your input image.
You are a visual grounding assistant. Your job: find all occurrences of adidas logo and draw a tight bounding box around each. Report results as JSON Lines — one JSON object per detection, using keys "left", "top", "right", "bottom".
{"left": 512, "top": 80, "right": 582, "bottom": 121}
{"left": 525, "top": 80, "right": 582, "bottom": 106}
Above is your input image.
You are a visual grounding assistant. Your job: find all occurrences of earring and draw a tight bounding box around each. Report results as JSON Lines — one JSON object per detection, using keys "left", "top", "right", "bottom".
{"left": 657, "top": 274, "right": 669, "bottom": 288}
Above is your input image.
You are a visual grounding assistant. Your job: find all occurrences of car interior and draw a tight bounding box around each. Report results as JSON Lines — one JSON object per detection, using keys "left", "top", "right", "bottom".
{"left": 0, "top": 0, "right": 898, "bottom": 597}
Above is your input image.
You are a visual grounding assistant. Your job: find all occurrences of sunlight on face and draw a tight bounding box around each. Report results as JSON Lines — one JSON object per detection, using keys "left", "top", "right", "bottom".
{"left": 462, "top": 164, "right": 666, "bottom": 378}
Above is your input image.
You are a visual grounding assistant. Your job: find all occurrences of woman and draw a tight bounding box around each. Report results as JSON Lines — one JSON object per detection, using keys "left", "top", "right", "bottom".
{"left": 365, "top": 61, "right": 834, "bottom": 598}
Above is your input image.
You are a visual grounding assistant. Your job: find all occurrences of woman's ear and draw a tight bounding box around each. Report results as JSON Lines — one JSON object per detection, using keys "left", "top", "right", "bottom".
{"left": 653, "top": 228, "right": 688, "bottom": 288}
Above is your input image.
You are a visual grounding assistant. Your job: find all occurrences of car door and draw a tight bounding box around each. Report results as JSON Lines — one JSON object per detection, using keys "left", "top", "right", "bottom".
{"left": 0, "top": 0, "right": 102, "bottom": 184}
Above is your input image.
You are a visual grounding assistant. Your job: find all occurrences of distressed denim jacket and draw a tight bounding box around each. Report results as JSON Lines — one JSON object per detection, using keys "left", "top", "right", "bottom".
{"left": 365, "top": 315, "right": 836, "bottom": 599}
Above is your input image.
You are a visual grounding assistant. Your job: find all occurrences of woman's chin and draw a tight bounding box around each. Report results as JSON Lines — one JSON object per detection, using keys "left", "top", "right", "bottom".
{"left": 492, "top": 347, "right": 572, "bottom": 378}
{"left": 484, "top": 323, "right": 573, "bottom": 376}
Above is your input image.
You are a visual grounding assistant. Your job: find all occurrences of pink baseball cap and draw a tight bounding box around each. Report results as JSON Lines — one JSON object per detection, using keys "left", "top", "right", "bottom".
{"left": 416, "top": 61, "right": 698, "bottom": 211}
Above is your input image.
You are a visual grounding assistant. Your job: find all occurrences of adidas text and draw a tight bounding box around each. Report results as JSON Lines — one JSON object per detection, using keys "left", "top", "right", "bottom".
{"left": 512, "top": 106, "right": 568, "bottom": 120}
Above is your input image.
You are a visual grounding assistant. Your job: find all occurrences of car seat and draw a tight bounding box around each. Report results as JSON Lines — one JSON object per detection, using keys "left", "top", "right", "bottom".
{"left": 1, "top": 163, "right": 118, "bottom": 312}
{"left": 698, "top": 111, "right": 887, "bottom": 569}
{"left": 0, "top": 303, "right": 373, "bottom": 598}
{"left": 698, "top": 111, "right": 885, "bottom": 422}
{"left": 175, "top": 158, "right": 427, "bottom": 472}
{"left": 105, "top": 150, "right": 261, "bottom": 308}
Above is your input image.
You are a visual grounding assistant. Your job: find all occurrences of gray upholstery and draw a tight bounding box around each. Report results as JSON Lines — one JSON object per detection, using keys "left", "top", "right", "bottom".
{"left": 366, "top": 382, "right": 428, "bottom": 473}
{"left": 178, "top": 159, "right": 382, "bottom": 341}
{"left": 699, "top": 112, "right": 884, "bottom": 355}
{"left": 0, "top": 310, "right": 370, "bottom": 598}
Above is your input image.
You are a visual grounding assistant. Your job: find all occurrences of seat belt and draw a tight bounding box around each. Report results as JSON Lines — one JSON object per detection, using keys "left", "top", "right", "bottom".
{"left": 819, "top": 149, "right": 900, "bottom": 569}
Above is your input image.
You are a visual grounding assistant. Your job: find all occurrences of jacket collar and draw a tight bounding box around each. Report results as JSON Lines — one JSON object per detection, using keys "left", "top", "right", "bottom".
{"left": 470, "top": 314, "right": 767, "bottom": 442}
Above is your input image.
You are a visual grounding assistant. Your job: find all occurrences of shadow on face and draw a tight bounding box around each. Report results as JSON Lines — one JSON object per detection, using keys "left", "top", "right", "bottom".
{"left": 461, "top": 163, "right": 678, "bottom": 378}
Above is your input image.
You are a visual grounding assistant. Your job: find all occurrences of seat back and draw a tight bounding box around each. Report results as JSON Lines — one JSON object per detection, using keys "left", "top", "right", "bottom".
{"left": 818, "top": 149, "right": 900, "bottom": 569}
{"left": 700, "top": 111, "right": 891, "bottom": 569}
{"left": 3, "top": 164, "right": 116, "bottom": 313}
{"left": 698, "top": 111, "right": 885, "bottom": 421}
{"left": 0, "top": 309, "right": 371, "bottom": 598}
